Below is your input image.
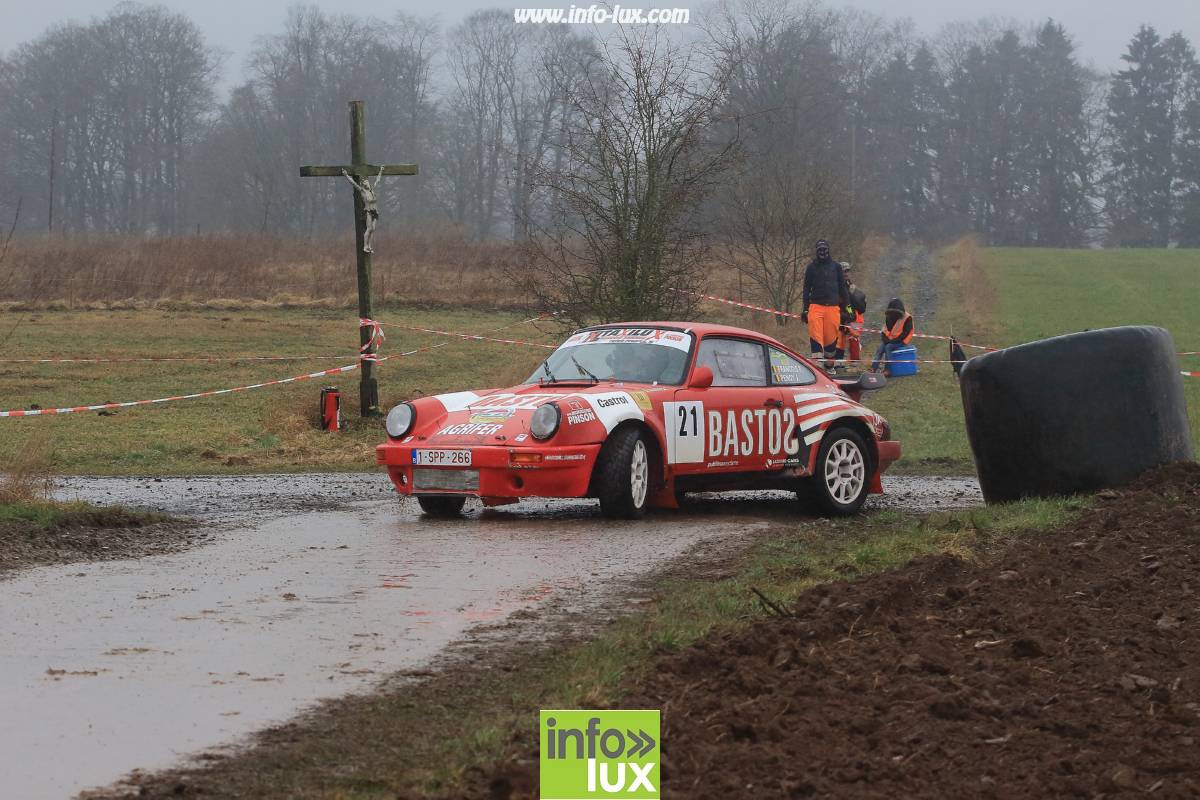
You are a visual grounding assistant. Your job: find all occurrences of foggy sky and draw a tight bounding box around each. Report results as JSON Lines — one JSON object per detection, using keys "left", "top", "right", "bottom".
{"left": 1, "top": 0, "right": 1197, "bottom": 89}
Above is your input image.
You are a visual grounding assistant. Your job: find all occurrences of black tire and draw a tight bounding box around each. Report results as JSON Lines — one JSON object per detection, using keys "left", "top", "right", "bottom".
{"left": 803, "top": 426, "right": 870, "bottom": 516}
{"left": 594, "top": 426, "right": 652, "bottom": 519}
{"left": 960, "top": 326, "right": 1193, "bottom": 503}
{"left": 416, "top": 495, "right": 467, "bottom": 517}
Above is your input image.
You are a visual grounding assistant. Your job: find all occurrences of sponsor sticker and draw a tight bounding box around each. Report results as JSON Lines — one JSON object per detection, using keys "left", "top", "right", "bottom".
{"left": 558, "top": 328, "right": 692, "bottom": 353}
{"left": 567, "top": 409, "right": 598, "bottom": 425}
{"left": 540, "top": 709, "right": 659, "bottom": 800}
{"left": 546, "top": 453, "right": 588, "bottom": 461}
{"left": 629, "top": 391, "right": 653, "bottom": 411}
{"left": 469, "top": 409, "right": 514, "bottom": 424}
{"left": 437, "top": 422, "right": 504, "bottom": 437}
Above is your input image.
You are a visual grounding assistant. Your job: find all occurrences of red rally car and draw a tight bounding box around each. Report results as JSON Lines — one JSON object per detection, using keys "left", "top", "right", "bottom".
{"left": 377, "top": 323, "right": 900, "bottom": 518}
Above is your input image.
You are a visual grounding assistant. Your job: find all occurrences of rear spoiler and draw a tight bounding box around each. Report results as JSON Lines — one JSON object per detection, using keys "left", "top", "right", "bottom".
{"left": 833, "top": 371, "right": 886, "bottom": 400}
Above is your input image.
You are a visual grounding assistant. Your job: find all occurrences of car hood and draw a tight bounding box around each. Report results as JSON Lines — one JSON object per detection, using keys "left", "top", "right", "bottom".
{"left": 410, "top": 383, "right": 670, "bottom": 446}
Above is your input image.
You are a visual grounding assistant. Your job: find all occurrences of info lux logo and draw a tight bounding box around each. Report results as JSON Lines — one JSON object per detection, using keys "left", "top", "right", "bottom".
{"left": 539, "top": 710, "right": 660, "bottom": 799}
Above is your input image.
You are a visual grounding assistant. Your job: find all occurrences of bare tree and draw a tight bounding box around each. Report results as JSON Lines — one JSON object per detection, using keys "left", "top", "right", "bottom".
{"left": 718, "top": 163, "right": 861, "bottom": 323}
{"left": 519, "top": 24, "right": 735, "bottom": 325}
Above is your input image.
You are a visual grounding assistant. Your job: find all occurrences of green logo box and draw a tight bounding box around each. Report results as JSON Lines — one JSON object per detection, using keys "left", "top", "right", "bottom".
{"left": 539, "top": 709, "right": 661, "bottom": 800}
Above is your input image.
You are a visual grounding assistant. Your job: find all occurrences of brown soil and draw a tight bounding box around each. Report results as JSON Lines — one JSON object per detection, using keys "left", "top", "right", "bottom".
{"left": 0, "top": 507, "right": 202, "bottom": 575}
{"left": 485, "top": 462, "right": 1200, "bottom": 798}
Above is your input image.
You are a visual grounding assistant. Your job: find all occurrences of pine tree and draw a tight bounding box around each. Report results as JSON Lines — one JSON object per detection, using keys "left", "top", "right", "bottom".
{"left": 1105, "top": 26, "right": 1195, "bottom": 246}
{"left": 1022, "top": 21, "right": 1096, "bottom": 246}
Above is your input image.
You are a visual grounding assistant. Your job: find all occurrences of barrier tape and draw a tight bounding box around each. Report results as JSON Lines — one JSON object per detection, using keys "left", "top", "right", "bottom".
{"left": 376, "top": 321, "right": 556, "bottom": 350}
{"left": 0, "top": 355, "right": 356, "bottom": 364}
{"left": 0, "top": 312, "right": 562, "bottom": 419}
{"left": 674, "top": 287, "right": 1200, "bottom": 362}
{"left": 359, "top": 318, "right": 386, "bottom": 356}
{"left": 670, "top": 287, "right": 998, "bottom": 350}
{"left": 0, "top": 363, "right": 362, "bottom": 418}
{"left": 1183, "top": 371, "right": 1200, "bottom": 378}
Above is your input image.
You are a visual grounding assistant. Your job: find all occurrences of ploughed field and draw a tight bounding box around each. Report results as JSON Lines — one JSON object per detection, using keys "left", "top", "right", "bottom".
{"left": 487, "top": 463, "right": 1200, "bottom": 798}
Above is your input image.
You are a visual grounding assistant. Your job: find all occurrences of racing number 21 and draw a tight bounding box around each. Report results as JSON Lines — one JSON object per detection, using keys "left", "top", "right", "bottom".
{"left": 677, "top": 404, "right": 699, "bottom": 438}
{"left": 665, "top": 400, "right": 705, "bottom": 464}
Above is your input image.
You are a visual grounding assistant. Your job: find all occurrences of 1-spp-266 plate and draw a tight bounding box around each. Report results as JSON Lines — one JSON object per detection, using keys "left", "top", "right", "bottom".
{"left": 411, "top": 449, "right": 472, "bottom": 466}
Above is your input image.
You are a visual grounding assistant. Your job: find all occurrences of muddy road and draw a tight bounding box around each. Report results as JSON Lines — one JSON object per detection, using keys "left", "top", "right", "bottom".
{"left": 1, "top": 473, "right": 980, "bottom": 799}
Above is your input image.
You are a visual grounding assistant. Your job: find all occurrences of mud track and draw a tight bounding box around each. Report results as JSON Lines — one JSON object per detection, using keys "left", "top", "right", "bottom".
{"left": 482, "top": 462, "right": 1200, "bottom": 798}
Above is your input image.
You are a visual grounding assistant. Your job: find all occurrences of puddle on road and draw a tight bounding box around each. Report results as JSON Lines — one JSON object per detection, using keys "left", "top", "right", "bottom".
{"left": 5, "top": 473, "right": 981, "bottom": 799}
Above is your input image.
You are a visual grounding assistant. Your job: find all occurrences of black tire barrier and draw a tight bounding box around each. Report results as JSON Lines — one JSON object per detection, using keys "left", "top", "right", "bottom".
{"left": 959, "top": 326, "right": 1194, "bottom": 503}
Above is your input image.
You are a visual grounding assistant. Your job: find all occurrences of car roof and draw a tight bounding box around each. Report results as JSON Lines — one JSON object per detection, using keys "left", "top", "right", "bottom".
{"left": 581, "top": 321, "right": 785, "bottom": 346}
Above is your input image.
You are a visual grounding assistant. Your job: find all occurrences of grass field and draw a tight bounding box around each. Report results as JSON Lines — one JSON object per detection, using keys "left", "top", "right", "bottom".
{"left": 848, "top": 243, "right": 1200, "bottom": 472}
{"left": 0, "top": 244, "right": 1196, "bottom": 476}
{"left": 0, "top": 308, "right": 558, "bottom": 474}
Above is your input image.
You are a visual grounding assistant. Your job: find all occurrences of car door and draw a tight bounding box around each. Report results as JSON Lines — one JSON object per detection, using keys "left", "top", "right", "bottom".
{"left": 666, "top": 336, "right": 784, "bottom": 475}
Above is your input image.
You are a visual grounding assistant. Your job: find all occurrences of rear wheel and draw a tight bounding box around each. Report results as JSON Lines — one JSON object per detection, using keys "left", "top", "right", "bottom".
{"left": 416, "top": 495, "right": 467, "bottom": 517}
{"left": 803, "top": 426, "right": 869, "bottom": 516}
{"left": 594, "top": 426, "right": 652, "bottom": 519}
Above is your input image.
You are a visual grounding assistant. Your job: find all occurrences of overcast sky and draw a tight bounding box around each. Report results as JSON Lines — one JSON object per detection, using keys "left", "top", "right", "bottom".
{"left": 1, "top": 0, "right": 1196, "bottom": 89}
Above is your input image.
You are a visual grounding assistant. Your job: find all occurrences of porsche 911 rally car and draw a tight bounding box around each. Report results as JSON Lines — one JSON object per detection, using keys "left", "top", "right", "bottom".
{"left": 377, "top": 323, "right": 900, "bottom": 518}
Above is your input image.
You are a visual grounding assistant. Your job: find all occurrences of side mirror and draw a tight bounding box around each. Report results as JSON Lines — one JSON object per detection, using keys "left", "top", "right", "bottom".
{"left": 689, "top": 365, "right": 714, "bottom": 389}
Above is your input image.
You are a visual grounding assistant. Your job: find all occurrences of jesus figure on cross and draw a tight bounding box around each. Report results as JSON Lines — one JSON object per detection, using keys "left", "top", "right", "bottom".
{"left": 342, "top": 166, "right": 384, "bottom": 253}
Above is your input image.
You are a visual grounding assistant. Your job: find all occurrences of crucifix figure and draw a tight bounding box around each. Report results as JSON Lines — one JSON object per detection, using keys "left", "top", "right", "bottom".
{"left": 300, "top": 100, "right": 418, "bottom": 416}
{"left": 342, "top": 166, "right": 383, "bottom": 253}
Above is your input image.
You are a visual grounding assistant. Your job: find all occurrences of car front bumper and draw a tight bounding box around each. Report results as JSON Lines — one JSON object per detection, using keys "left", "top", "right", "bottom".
{"left": 376, "top": 442, "right": 602, "bottom": 503}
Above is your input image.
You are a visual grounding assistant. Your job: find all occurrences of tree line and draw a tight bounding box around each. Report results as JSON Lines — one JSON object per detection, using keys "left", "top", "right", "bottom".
{"left": 0, "top": 0, "right": 1198, "bottom": 254}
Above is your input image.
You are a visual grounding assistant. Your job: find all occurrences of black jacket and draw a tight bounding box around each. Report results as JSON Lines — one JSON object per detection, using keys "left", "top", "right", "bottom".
{"left": 802, "top": 258, "right": 850, "bottom": 310}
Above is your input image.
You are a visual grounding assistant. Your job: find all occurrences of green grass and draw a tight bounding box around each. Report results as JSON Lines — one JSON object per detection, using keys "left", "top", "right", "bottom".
{"left": 0, "top": 307, "right": 558, "bottom": 475}
{"left": 986, "top": 247, "right": 1200, "bottom": 451}
{"left": 3, "top": 247, "right": 1196, "bottom": 476}
{"left": 858, "top": 245, "right": 1200, "bottom": 473}
{"left": 0, "top": 500, "right": 171, "bottom": 529}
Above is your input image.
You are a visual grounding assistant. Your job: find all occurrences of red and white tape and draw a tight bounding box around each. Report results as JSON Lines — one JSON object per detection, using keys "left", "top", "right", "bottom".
{"left": 0, "top": 313, "right": 561, "bottom": 419}
{"left": 376, "top": 321, "right": 555, "bottom": 350}
{"left": 671, "top": 287, "right": 997, "bottom": 350}
{"left": 674, "top": 287, "right": 1200, "bottom": 367}
{"left": 0, "top": 355, "right": 355, "bottom": 364}
{"left": 0, "top": 362, "right": 362, "bottom": 418}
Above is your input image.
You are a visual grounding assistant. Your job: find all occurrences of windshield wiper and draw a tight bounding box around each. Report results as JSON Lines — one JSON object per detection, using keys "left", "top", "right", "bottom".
{"left": 541, "top": 358, "right": 559, "bottom": 384}
{"left": 571, "top": 354, "right": 600, "bottom": 383}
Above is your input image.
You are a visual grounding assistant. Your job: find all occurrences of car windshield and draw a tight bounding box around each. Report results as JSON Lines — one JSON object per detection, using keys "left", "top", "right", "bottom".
{"left": 524, "top": 328, "right": 693, "bottom": 385}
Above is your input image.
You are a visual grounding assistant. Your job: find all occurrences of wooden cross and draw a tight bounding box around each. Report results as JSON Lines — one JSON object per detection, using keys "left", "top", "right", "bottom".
{"left": 300, "top": 100, "right": 418, "bottom": 417}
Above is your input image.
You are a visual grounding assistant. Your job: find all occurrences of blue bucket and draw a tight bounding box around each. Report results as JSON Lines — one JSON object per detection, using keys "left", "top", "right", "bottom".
{"left": 888, "top": 345, "right": 918, "bottom": 376}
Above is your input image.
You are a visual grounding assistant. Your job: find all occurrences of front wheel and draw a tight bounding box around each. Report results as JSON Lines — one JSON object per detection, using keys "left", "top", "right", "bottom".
{"left": 594, "top": 426, "right": 652, "bottom": 519}
{"left": 804, "top": 426, "right": 870, "bottom": 515}
{"left": 416, "top": 495, "right": 467, "bottom": 517}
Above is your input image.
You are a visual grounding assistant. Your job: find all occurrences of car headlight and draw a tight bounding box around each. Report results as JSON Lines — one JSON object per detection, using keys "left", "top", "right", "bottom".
{"left": 529, "top": 402, "right": 561, "bottom": 440}
{"left": 385, "top": 403, "right": 415, "bottom": 438}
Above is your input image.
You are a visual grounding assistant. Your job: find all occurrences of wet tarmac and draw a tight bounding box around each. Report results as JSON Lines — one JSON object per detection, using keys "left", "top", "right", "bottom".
{"left": 1, "top": 473, "right": 981, "bottom": 799}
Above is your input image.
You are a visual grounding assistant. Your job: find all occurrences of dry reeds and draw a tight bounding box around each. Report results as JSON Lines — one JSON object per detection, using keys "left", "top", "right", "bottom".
{"left": 0, "top": 233, "right": 528, "bottom": 310}
{"left": 0, "top": 432, "right": 55, "bottom": 505}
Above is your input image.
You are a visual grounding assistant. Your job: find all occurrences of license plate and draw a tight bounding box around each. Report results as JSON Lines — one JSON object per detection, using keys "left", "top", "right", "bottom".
{"left": 413, "top": 468, "right": 480, "bottom": 492}
{"left": 411, "top": 449, "right": 472, "bottom": 467}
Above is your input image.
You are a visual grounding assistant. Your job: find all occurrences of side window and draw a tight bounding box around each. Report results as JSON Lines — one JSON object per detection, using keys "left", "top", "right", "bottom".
{"left": 696, "top": 338, "right": 767, "bottom": 387}
{"left": 768, "top": 347, "right": 817, "bottom": 386}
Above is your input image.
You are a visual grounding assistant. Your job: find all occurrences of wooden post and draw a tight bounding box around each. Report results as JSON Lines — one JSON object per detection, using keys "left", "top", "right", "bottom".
{"left": 349, "top": 101, "right": 379, "bottom": 416}
{"left": 299, "top": 100, "right": 418, "bottom": 417}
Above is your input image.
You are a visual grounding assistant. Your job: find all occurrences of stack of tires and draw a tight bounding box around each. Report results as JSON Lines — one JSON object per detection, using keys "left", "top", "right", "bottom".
{"left": 959, "top": 326, "right": 1194, "bottom": 503}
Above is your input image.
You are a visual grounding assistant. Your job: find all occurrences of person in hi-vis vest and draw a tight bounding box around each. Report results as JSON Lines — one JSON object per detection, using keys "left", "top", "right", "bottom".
{"left": 801, "top": 240, "right": 851, "bottom": 368}
{"left": 870, "top": 298, "right": 914, "bottom": 373}
{"left": 838, "top": 262, "right": 867, "bottom": 363}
